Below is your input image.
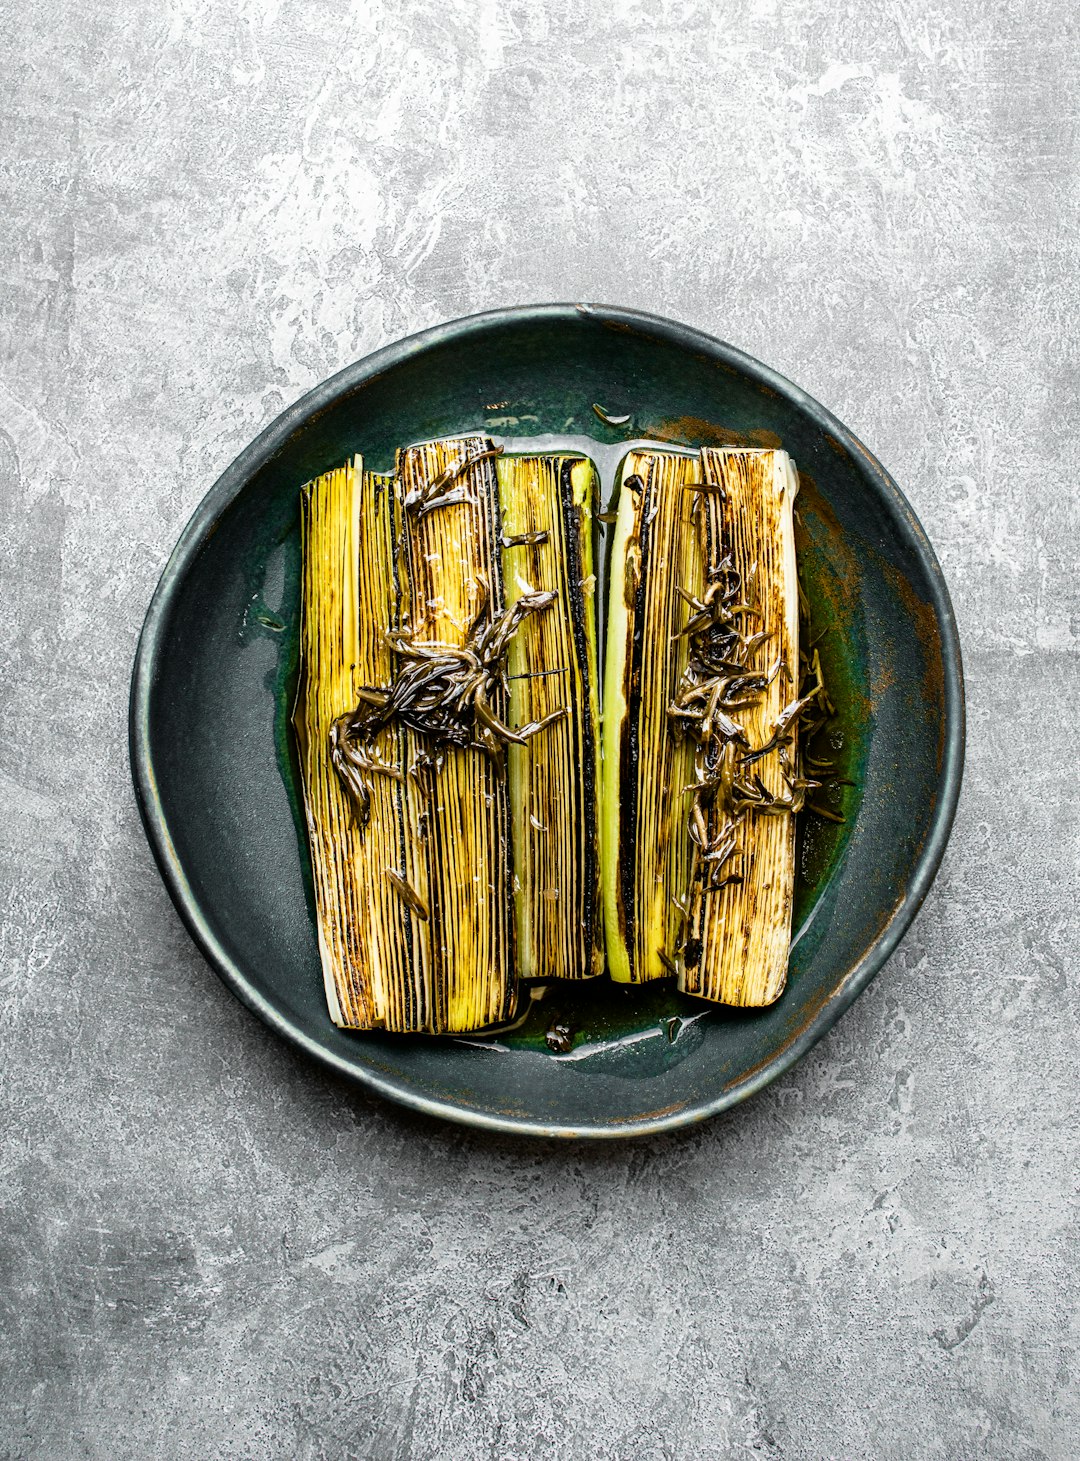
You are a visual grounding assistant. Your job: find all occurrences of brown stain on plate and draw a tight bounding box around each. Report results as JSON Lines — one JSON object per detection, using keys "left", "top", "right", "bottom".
{"left": 609, "top": 1101, "right": 689, "bottom": 1124}
{"left": 729, "top": 855, "right": 894, "bottom": 1094}
{"left": 846, "top": 430, "right": 892, "bottom": 482}
{"left": 803, "top": 454, "right": 946, "bottom": 766}
{"left": 650, "top": 414, "right": 783, "bottom": 450}
{"left": 723, "top": 872, "right": 921, "bottom": 1095}
{"left": 796, "top": 470, "right": 873, "bottom": 725}
{"left": 724, "top": 980, "right": 840, "bottom": 1090}
{"left": 878, "top": 555, "right": 947, "bottom": 775}
{"left": 824, "top": 425, "right": 951, "bottom": 781}
{"left": 797, "top": 468, "right": 843, "bottom": 538}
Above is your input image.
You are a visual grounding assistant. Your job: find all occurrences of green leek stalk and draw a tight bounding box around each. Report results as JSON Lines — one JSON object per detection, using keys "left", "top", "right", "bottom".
{"left": 498, "top": 454, "right": 603, "bottom": 981}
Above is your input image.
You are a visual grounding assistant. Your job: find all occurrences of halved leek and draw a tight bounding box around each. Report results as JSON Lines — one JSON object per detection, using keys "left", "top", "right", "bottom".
{"left": 602, "top": 449, "right": 703, "bottom": 983}
{"left": 293, "top": 457, "right": 414, "bottom": 1030}
{"left": 498, "top": 454, "right": 603, "bottom": 980}
{"left": 602, "top": 446, "right": 800, "bottom": 1006}
{"left": 394, "top": 435, "right": 519, "bottom": 1032}
{"left": 680, "top": 447, "right": 800, "bottom": 1007}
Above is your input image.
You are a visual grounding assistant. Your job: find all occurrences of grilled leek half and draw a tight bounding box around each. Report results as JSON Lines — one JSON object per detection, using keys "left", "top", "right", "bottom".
{"left": 391, "top": 435, "right": 519, "bottom": 1033}
{"left": 497, "top": 454, "right": 603, "bottom": 981}
{"left": 296, "top": 439, "right": 523, "bottom": 1032}
{"left": 297, "top": 436, "right": 606, "bottom": 1031}
{"left": 603, "top": 446, "right": 801, "bottom": 1006}
{"left": 294, "top": 457, "right": 412, "bottom": 1030}
{"left": 601, "top": 449, "right": 703, "bottom": 984}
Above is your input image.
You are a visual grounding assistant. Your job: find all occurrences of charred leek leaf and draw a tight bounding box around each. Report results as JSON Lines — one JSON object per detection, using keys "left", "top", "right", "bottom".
{"left": 602, "top": 450, "right": 704, "bottom": 983}
{"left": 294, "top": 458, "right": 415, "bottom": 1030}
{"left": 497, "top": 454, "right": 603, "bottom": 981}
{"left": 679, "top": 447, "right": 800, "bottom": 1007}
{"left": 392, "top": 435, "right": 521, "bottom": 1032}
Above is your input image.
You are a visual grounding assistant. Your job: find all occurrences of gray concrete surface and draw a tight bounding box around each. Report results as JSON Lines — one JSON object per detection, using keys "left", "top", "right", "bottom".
{"left": 2, "top": 1, "right": 1077, "bottom": 1457}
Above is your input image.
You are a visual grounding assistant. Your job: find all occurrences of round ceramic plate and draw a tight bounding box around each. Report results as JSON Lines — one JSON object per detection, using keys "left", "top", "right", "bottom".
{"left": 130, "top": 305, "right": 964, "bottom": 1138}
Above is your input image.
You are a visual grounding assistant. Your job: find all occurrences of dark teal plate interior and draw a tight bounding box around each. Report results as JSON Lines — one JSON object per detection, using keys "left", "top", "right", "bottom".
{"left": 130, "top": 305, "right": 964, "bottom": 1137}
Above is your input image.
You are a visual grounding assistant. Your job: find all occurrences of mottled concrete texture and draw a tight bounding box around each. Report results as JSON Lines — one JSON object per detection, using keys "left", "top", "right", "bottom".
{"left": 1, "top": 0, "right": 1077, "bottom": 1456}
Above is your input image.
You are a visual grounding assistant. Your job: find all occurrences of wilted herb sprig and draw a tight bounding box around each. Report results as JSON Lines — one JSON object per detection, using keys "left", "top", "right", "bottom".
{"left": 331, "top": 579, "right": 567, "bottom": 824}
{"left": 402, "top": 445, "right": 504, "bottom": 518}
{"left": 667, "top": 556, "right": 838, "bottom": 908}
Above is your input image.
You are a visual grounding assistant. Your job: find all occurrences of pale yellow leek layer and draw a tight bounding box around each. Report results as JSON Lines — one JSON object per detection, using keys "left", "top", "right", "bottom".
{"left": 499, "top": 455, "right": 602, "bottom": 981}
{"left": 395, "top": 436, "right": 518, "bottom": 1032}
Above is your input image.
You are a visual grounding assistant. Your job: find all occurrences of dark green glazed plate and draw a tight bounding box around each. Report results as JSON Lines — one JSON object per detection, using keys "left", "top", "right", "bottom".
{"left": 130, "top": 305, "right": 964, "bottom": 1138}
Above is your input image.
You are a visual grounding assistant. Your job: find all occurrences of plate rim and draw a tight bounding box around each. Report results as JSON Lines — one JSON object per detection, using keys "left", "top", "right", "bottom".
{"left": 129, "top": 302, "right": 966, "bottom": 1139}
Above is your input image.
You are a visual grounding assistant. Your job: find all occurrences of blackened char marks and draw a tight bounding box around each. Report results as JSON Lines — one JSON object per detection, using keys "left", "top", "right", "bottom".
{"left": 617, "top": 464, "right": 653, "bottom": 964}
{"left": 559, "top": 459, "right": 597, "bottom": 957}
